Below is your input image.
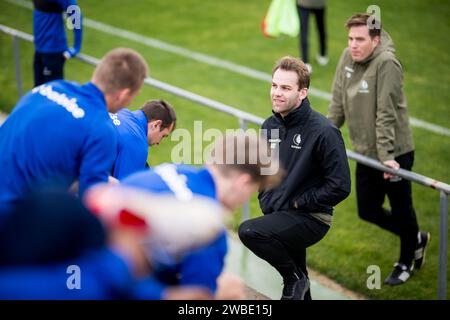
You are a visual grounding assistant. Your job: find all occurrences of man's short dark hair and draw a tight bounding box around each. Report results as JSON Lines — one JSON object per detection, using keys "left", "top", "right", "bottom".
{"left": 141, "top": 100, "right": 176, "bottom": 130}
{"left": 345, "top": 13, "right": 382, "bottom": 38}
{"left": 272, "top": 56, "right": 310, "bottom": 90}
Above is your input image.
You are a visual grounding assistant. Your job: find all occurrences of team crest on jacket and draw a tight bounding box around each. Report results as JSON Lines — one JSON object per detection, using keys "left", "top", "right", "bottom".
{"left": 291, "top": 134, "right": 302, "bottom": 150}
{"left": 359, "top": 80, "right": 369, "bottom": 93}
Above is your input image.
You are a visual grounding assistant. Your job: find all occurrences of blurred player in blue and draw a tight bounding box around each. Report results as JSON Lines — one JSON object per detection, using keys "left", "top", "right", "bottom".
{"left": 0, "top": 48, "right": 148, "bottom": 219}
{"left": 121, "top": 132, "right": 283, "bottom": 297}
{"left": 111, "top": 100, "right": 176, "bottom": 180}
{"left": 32, "top": 0, "right": 83, "bottom": 86}
{"left": 0, "top": 186, "right": 222, "bottom": 299}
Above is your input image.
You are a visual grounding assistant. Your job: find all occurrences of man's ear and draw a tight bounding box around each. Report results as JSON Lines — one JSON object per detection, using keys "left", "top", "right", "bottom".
{"left": 373, "top": 35, "right": 381, "bottom": 47}
{"left": 297, "top": 88, "right": 308, "bottom": 105}
{"left": 236, "top": 172, "right": 252, "bottom": 187}
{"left": 148, "top": 120, "right": 162, "bottom": 130}
{"left": 300, "top": 88, "right": 308, "bottom": 100}
{"left": 153, "top": 120, "right": 163, "bottom": 131}
{"left": 117, "top": 88, "right": 132, "bottom": 101}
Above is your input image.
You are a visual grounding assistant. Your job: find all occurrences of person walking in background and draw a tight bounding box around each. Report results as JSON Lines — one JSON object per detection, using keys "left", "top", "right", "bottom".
{"left": 239, "top": 56, "right": 350, "bottom": 300}
{"left": 32, "top": 0, "right": 83, "bottom": 86}
{"left": 296, "top": 0, "right": 328, "bottom": 73}
{"left": 327, "top": 13, "right": 430, "bottom": 286}
{"left": 111, "top": 100, "right": 176, "bottom": 180}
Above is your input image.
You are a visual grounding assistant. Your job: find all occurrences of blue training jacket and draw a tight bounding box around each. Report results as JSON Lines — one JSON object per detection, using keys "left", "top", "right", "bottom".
{"left": 122, "top": 163, "right": 228, "bottom": 293}
{"left": 0, "top": 248, "right": 166, "bottom": 299}
{"left": 0, "top": 80, "right": 118, "bottom": 216}
{"left": 33, "top": 0, "right": 82, "bottom": 55}
{"left": 110, "top": 109, "right": 149, "bottom": 180}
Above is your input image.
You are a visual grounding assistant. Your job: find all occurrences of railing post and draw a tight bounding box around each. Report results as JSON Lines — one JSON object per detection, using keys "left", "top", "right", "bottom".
{"left": 438, "top": 191, "right": 448, "bottom": 300}
{"left": 12, "top": 35, "right": 23, "bottom": 97}
{"left": 239, "top": 118, "right": 250, "bottom": 222}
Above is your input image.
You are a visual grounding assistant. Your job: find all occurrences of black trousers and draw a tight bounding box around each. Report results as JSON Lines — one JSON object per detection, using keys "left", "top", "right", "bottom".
{"left": 297, "top": 5, "right": 327, "bottom": 63}
{"left": 356, "top": 151, "right": 419, "bottom": 265}
{"left": 238, "top": 211, "right": 329, "bottom": 298}
{"left": 33, "top": 51, "right": 65, "bottom": 87}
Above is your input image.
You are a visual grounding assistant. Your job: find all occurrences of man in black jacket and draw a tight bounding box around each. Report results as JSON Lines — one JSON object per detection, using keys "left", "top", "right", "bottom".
{"left": 238, "top": 56, "right": 350, "bottom": 300}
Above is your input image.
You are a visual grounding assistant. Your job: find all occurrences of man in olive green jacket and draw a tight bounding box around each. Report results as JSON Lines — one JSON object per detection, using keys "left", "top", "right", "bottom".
{"left": 328, "top": 13, "right": 429, "bottom": 286}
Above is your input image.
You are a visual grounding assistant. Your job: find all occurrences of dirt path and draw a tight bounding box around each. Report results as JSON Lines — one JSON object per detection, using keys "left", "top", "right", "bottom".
{"left": 0, "top": 112, "right": 6, "bottom": 125}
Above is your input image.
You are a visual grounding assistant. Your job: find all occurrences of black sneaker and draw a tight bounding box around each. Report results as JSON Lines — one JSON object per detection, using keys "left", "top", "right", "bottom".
{"left": 414, "top": 231, "right": 430, "bottom": 270}
{"left": 281, "top": 274, "right": 310, "bottom": 300}
{"left": 384, "top": 262, "right": 414, "bottom": 286}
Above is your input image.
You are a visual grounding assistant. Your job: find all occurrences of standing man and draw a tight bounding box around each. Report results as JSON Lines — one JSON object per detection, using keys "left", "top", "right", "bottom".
{"left": 238, "top": 56, "right": 351, "bottom": 300}
{"left": 0, "top": 48, "right": 148, "bottom": 217}
{"left": 327, "top": 13, "right": 430, "bottom": 285}
{"left": 121, "top": 133, "right": 283, "bottom": 298}
{"left": 110, "top": 100, "right": 176, "bottom": 180}
{"left": 32, "top": 0, "right": 83, "bottom": 86}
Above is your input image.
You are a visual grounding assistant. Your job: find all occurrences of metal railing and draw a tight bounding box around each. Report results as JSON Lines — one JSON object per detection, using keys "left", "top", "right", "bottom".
{"left": 1, "top": 24, "right": 448, "bottom": 300}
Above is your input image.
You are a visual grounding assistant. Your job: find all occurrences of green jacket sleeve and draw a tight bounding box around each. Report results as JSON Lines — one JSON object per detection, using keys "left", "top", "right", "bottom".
{"left": 375, "top": 57, "right": 403, "bottom": 162}
{"left": 327, "top": 50, "right": 346, "bottom": 128}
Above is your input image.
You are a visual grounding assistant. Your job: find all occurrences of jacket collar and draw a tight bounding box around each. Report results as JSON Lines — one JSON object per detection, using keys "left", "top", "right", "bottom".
{"left": 132, "top": 109, "right": 149, "bottom": 137}
{"left": 273, "top": 98, "right": 312, "bottom": 127}
{"left": 84, "top": 82, "right": 107, "bottom": 109}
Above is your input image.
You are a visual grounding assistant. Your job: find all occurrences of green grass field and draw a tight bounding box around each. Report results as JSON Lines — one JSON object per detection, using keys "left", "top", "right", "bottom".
{"left": 0, "top": 0, "right": 449, "bottom": 299}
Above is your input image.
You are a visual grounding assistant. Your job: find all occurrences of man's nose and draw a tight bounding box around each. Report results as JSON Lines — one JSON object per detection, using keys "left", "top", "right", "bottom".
{"left": 273, "top": 87, "right": 282, "bottom": 95}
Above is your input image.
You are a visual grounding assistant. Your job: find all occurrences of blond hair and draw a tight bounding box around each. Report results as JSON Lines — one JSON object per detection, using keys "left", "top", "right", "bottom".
{"left": 208, "top": 132, "right": 283, "bottom": 190}
{"left": 92, "top": 48, "right": 148, "bottom": 94}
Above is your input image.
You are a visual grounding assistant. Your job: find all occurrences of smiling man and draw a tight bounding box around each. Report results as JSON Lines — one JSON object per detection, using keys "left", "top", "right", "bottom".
{"left": 238, "top": 56, "right": 351, "bottom": 300}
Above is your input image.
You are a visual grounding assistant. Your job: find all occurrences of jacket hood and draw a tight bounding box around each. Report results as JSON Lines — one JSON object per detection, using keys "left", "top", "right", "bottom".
{"left": 360, "top": 30, "right": 395, "bottom": 64}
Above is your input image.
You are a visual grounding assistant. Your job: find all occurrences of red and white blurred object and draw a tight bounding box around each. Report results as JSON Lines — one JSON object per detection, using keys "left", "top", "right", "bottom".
{"left": 84, "top": 184, "right": 224, "bottom": 261}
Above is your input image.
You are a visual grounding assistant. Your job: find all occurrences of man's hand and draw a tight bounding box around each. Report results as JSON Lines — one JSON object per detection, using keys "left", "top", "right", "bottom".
{"left": 108, "top": 176, "right": 120, "bottom": 184}
{"left": 164, "top": 286, "right": 213, "bottom": 300}
{"left": 63, "top": 47, "right": 79, "bottom": 60}
{"left": 215, "top": 272, "right": 246, "bottom": 300}
{"left": 383, "top": 159, "right": 400, "bottom": 180}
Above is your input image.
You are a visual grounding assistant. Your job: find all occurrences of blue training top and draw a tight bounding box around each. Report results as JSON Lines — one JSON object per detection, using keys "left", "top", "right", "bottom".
{"left": 122, "top": 163, "right": 228, "bottom": 293}
{"left": 0, "top": 80, "right": 118, "bottom": 216}
{"left": 33, "top": 0, "right": 82, "bottom": 55}
{"left": 110, "top": 109, "right": 149, "bottom": 180}
{"left": 0, "top": 248, "right": 166, "bottom": 299}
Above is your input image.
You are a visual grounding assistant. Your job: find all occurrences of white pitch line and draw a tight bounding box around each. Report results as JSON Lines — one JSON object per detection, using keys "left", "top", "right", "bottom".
{"left": 5, "top": 0, "right": 450, "bottom": 137}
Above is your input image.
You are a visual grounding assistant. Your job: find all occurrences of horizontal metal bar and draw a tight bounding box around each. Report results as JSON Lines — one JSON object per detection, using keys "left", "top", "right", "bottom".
{"left": 1, "top": 24, "right": 449, "bottom": 195}
{"left": 347, "top": 151, "right": 450, "bottom": 194}
{"left": 0, "top": 24, "right": 34, "bottom": 42}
